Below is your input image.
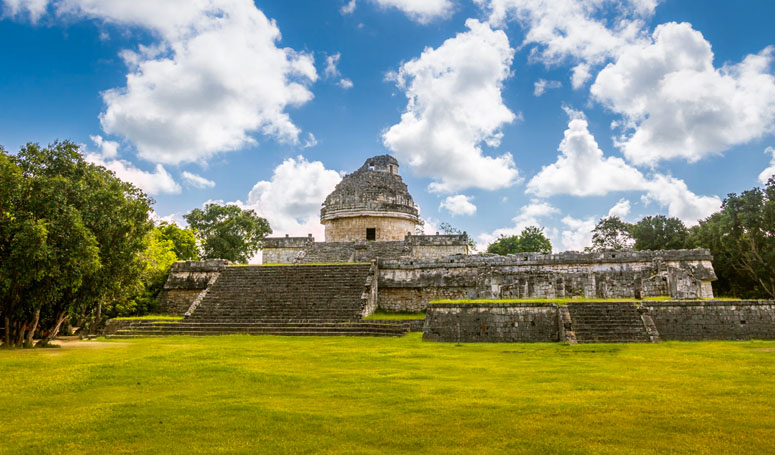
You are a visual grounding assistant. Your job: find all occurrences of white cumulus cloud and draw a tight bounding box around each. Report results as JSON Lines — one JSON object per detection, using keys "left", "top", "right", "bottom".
{"left": 475, "top": 0, "right": 657, "bottom": 88}
{"left": 533, "top": 78, "right": 561, "bottom": 96}
{"left": 439, "top": 194, "right": 477, "bottom": 216}
{"left": 242, "top": 155, "right": 343, "bottom": 239}
{"left": 527, "top": 109, "right": 720, "bottom": 225}
{"left": 607, "top": 198, "right": 631, "bottom": 218}
{"left": 477, "top": 200, "right": 559, "bottom": 248}
{"left": 591, "top": 22, "right": 775, "bottom": 165}
{"left": 2, "top": 0, "right": 48, "bottom": 21}
{"left": 758, "top": 146, "right": 775, "bottom": 185}
{"left": 371, "top": 0, "right": 454, "bottom": 24}
{"left": 383, "top": 19, "right": 520, "bottom": 193}
{"left": 527, "top": 111, "right": 648, "bottom": 197}
{"left": 340, "top": 0, "right": 356, "bottom": 15}
{"left": 181, "top": 171, "right": 215, "bottom": 189}
{"left": 85, "top": 153, "right": 181, "bottom": 196}
{"left": 46, "top": 0, "right": 317, "bottom": 165}
{"left": 559, "top": 215, "right": 595, "bottom": 251}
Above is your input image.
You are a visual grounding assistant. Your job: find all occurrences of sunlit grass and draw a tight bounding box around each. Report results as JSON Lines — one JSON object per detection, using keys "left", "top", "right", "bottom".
{"left": 427, "top": 296, "right": 727, "bottom": 305}
{"left": 112, "top": 315, "right": 184, "bottom": 320}
{"left": 235, "top": 262, "right": 368, "bottom": 267}
{"left": 1, "top": 335, "right": 773, "bottom": 454}
{"left": 363, "top": 310, "right": 426, "bottom": 320}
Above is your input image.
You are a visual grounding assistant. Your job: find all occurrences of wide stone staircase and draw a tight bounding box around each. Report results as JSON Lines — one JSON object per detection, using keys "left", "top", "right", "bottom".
{"left": 108, "top": 264, "right": 409, "bottom": 338}
{"left": 566, "top": 302, "right": 651, "bottom": 343}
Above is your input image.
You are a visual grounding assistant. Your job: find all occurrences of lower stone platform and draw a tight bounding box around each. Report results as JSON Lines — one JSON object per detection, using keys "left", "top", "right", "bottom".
{"left": 423, "top": 300, "right": 775, "bottom": 343}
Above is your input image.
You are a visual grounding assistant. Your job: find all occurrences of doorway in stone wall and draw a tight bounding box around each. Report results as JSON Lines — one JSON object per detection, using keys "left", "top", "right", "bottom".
{"left": 366, "top": 228, "right": 376, "bottom": 241}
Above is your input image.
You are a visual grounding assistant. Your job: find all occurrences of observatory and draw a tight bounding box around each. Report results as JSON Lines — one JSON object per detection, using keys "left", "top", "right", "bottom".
{"left": 320, "top": 155, "right": 421, "bottom": 242}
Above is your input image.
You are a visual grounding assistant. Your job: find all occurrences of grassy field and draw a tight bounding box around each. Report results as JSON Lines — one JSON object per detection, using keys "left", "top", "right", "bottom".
{"left": 1, "top": 335, "right": 774, "bottom": 455}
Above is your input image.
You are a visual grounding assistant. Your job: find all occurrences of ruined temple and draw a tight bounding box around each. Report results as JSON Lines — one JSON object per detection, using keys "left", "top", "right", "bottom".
{"left": 262, "top": 155, "right": 469, "bottom": 264}
{"left": 135, "top": 154, "right": 775, "bottom": 343}
{"left": 321, "top": 154, "right": 420, "bottom": 242}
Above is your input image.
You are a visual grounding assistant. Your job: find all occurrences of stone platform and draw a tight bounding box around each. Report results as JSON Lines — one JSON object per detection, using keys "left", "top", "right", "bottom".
{"left": 423, "top": 300, "right": 775, "bottom": 343}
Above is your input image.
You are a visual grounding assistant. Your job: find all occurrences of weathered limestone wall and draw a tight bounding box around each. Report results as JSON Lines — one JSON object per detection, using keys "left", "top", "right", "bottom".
{"left": 423, "top": 300, "right": 775, "bottom": 343}
{"left": 378, "top": 249, "right": 716, "bottom": 312}
{"left": 323, "top": 215, "right": 417, "bottom": 242}
{"left": 263, "top": 236, "right": 314, "bottom": 264}
{"left": 644, "top": 300, "right": 775, "bottom": 341}
{"left": 158, "top": 259, "right": 231, "bottom": 315}
{"left": 423, "top": 302, "right": 559, "bottom": 342}
{"left": 261, "top": 234, "right": 469, "bottom": 264}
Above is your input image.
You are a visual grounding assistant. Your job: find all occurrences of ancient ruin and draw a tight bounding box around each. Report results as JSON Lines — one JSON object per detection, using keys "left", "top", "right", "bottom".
{"left": 119, "top": 154, "right": 775, "bottom": 342}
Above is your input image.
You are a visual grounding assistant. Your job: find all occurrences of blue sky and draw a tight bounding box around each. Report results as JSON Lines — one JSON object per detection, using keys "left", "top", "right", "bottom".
{"left": 2, "top": 0, "right": 775, "bottom": 254}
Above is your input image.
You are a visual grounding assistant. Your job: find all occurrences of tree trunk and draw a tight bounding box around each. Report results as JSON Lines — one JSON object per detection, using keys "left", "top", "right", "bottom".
{"left": 25, "top": 308, "right": 40, "bottom": 348}
{"left": 3, "top": 315, "right": 9, "bottom": 347}
{"left": 37, "top": 312, "right": 67, "bottom": 347}
{"left": 15, "top": 321, "right": 26, "bottom": 348}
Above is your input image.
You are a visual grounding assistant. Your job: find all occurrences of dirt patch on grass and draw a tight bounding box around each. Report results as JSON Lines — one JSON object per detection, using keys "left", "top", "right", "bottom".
{"left": 751, "top": 347, "right": 775, "bottom": 352}
{"left": 49, "top": 338, "right": 130, "bottom": 349}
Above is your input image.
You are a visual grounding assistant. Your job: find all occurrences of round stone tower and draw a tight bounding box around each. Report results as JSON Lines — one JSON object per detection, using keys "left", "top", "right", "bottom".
{"left": 321, "top": 155, "right": 421, "bottom": 242}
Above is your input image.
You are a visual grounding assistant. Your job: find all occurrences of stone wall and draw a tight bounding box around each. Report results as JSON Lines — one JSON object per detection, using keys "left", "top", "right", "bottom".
{"left": 377, "top": 249, "right": 716, "bottom": 312}
{"left": 423, "top": 300, "right": 775, "bottom": 343}
{"left": 423, "top": 302, "right": 559, "bottom": 342}
{"left": 323, "top": 215, "right": 418, "bottom": 242}
{"left": 644, "top": 300, "right": 775, "bottom": 341}
{"left": 263, "top": 236, "right": 314, "bottom": 264}
{"left": 261, "top": 234, "right": 469, "bottom": 264}
{"left": 158, "top": 259, "right": 230, "bottom": 315}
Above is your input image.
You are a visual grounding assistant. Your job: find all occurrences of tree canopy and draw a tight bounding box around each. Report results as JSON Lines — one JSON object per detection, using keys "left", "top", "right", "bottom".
{"left": 589, "top": 216, "right": 634, "bottom": 251}
{"left": 184, "top": 203, "right": 271, "bottom": 263}
{"left": 631, "top": 215, "right": 690, "bottom": 251}
{"left": 1, "top": 142, "right": 154, "bottom": 347}
{"left": 487, "top": 226, "right": 552, "bottom": 255}
{"left": 690, "top": 178, "right": 775, "bottom": 298}
{"left": 158, "top": 221, "right": 199, "bottom": 261}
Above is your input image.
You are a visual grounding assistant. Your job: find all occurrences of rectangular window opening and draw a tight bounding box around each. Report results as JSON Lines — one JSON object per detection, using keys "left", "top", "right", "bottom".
{"left": 366, "top": 228, "right": 376, "bottom": 241}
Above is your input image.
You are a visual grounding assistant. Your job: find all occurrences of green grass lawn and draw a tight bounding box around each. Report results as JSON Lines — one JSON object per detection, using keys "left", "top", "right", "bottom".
{"left": 1, "top": 335, "right": 774, "bottom": 454}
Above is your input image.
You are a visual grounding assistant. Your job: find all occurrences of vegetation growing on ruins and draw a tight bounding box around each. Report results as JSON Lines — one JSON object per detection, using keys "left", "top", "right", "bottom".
{"left": 185, "top": 203, "right": 271, "bottom": 263}
{"left": 364, "top": 310, "right": 426, "bottom": 320}
{"left": 486, "top": 226, "right": 552, "bottom": 255}
{"left": 428, "top": 297, "right": 681, "bottom": 305}
{"left": 2, "top": 335, "right": 773, "bottom": 454}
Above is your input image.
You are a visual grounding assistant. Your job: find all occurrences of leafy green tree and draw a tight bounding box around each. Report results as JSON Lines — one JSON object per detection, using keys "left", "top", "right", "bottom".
{"left": 158, "top": 221, "right": 199, "bottom": 260}
{"left": 589, "top": 216, "right": 634, "bottom": 251}
{"left": 184, "top": 203, "right": 271, "bottom": 263}
{"left": 631, "top": 215, "right": 690, "bottom": 251}
{"left": 691, "top": 178, "right": 775, "bottom": 298}
{"left": 1, "top": 142, "right": 153, "bottom": 347}
{"left": 487, "top": 226, "right": 552, "bottom": 255}
{"left": 0, "top": 150, "right": 100, "bottom": 347}
{"left": 110, "top": 227, "right": 178, "bottom": 317}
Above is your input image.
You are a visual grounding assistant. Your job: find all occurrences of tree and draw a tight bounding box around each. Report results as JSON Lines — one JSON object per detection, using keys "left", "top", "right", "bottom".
{"left": 1, "top": 142, "right": 154, "bottom": 347}
{"left": 487, "top": 226, "right": 552, "bottom": 255}
{"left": 158, "top": 221, "right": 199, "bottom": 260}
{"left": 439, "top": 222, "right": 476, "bottom": 251}
{"left": 631, "top": 215, "right": 690, "bottom": 251}
{"left": 589, "top": 216, "right": 634, "bottom": 251}
{"left": 0, "top": 150, "right": 100, "bottom": 347}
{"left": 109, "top": 227, "right": 178, "bottom": 317}
{"left": 184, "top": 203, "right": 271, "bottom": 263}
{"left": 691, "top": 178, "right": 775, "bottom": 298}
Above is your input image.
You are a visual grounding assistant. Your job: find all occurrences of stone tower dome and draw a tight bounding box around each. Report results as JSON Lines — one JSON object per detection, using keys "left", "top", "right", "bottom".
{"left": 321, "top": 155, "right": 421, "bottom": 242}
